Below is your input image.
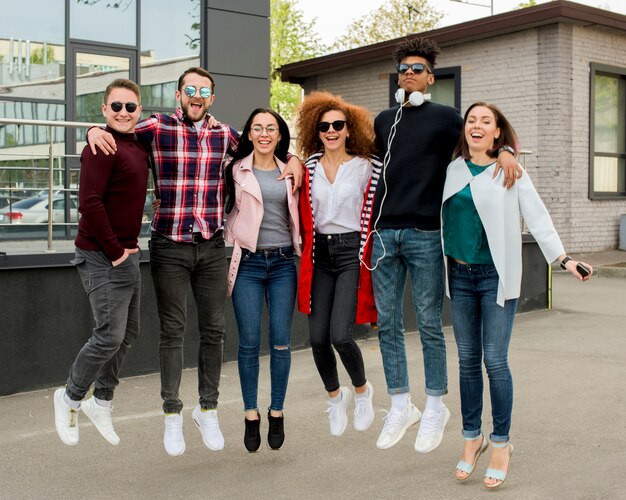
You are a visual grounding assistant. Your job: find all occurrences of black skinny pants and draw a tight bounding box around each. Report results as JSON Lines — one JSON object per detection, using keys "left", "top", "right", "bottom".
{"left": 308, "top": 232, "right": 367, "bottom": 392}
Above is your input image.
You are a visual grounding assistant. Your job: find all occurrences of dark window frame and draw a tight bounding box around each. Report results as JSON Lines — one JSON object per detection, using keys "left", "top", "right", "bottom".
{"left": 589, "top": 62, "right": 626, "bottom": 200}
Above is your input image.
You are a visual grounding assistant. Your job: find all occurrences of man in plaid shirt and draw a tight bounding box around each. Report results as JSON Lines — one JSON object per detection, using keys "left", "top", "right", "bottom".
{"left": 88, "top": 67, "right": 302, "bottom": 456}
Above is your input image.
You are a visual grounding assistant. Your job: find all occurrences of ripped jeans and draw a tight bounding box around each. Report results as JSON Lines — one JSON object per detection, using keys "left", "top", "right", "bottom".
{"left": 231, "top": 246, "right": 297, "bottom": 412}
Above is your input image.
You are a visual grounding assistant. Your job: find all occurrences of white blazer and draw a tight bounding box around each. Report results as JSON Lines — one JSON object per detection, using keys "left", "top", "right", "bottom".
{"left": 441, "top": 157, "right": 565, "bottom": 306}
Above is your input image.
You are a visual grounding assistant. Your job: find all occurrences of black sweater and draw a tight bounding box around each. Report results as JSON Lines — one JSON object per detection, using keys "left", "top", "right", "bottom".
{"left": 373, "top": 101, "right": 462, "bottom": 230}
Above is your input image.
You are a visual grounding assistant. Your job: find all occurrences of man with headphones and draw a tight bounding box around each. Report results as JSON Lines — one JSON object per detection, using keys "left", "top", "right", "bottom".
{"left": 371, "top": 38, "right": 518, "bottom": 452}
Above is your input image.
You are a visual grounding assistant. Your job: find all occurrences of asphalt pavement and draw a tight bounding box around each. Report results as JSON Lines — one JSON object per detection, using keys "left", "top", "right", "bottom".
{"left": 0, "top": 260, "right": 625, "bottom": 499}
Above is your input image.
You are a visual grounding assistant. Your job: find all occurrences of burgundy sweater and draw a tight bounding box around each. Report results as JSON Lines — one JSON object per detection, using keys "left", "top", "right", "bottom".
{"left": 75, "top": 127, "right": 150, "bottom": 261}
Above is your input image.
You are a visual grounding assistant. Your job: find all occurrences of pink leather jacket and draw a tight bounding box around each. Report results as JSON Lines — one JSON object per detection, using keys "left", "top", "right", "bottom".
{"left": 224, "top": 152, "right": 301, "bottom": 295}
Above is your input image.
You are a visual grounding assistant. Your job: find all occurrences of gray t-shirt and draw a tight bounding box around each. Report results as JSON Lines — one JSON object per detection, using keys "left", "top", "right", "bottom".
{"left": 253, "top": 167, "right": 292, "bottom": 249}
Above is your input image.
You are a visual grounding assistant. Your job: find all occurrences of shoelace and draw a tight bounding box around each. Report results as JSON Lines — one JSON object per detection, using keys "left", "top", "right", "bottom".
{"left": 69, "top": 408, "right": 78, "bottom": 428}
{"left": 200, "top": 411, "right": 220, "bottom": 430}
{"left": 381, "top": 407, "right": 403, "bottom": 432}
{"left": 419, "top": 409, "right": 442, "bottom": 435}
{"left": 164, "top": 417, "right": 182, "bottom": 434}
{"left": 354, "top": 397, "right": 369, "bottom": 416}
{"left": 324, "top": 404, "right": 337, "bottom": 419}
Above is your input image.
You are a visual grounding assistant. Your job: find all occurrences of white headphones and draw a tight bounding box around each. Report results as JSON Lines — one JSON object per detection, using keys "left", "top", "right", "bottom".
{"left": 394, "top": 88, "right": 431, "bottom": 107}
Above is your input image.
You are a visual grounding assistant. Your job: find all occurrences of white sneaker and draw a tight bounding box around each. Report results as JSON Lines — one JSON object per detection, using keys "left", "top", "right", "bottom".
{"left": 325, "top": 386, "right": 351, "bottom": 437}
{"left": 164, "top": 414, "right": 186, "bottom": 456}
{"left": 81, "top": 397, "right": 120, "bottom": 446}
{"left": 53, "top": 388, "right": 80, "bottom": 446}
{"left": 353, "top": 382, "right": 374, "bottom": 432}
{"left": 191, "top": 405, "right": 224, "bottom": 451}
{"left": 414, "top": 404, "right": 450, "bottom": 453}
{"left": 376, "top": 400, "right": 421, "bottom": 449}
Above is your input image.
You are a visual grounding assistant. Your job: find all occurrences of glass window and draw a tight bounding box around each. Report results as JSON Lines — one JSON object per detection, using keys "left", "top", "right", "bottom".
{"left": 70, "top": 0, "right": 136, "bottom": 46}
{"left": 140, "top": 0, "right": 200, "bottom": 112}
{"left": 590, "top": 64, "right": 626, "bottom": 198}
{"left": 430, "top": 77, "right": 456, "bottom": 108}
{"left": 0, "top": 0, "right": 65, "bottom": 100}
{"left": 0, "top": 101, "right": 65, "bottom": 148}
{"left": 75, "top": 52, "right": 131, "bottom": 124}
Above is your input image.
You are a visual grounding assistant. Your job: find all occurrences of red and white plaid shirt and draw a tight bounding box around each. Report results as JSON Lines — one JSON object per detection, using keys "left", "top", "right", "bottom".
{"left": 136, "top": 108, "right": 239, "bottom": 242}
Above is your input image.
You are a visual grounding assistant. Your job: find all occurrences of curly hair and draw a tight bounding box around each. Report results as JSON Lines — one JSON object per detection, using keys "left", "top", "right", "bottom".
{"left": 392, "top": 37, "right": 440, "bottom": 70}
{"left": 295, "top": 91, "right": 376, "bottom": 159}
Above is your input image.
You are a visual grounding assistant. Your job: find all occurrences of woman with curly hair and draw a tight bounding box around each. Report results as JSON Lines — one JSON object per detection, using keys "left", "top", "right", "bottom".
{"left": 296, "top": 91, "right": 381, "bottom": 437}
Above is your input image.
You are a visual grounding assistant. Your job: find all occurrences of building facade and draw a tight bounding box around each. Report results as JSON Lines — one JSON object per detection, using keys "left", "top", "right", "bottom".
{"left": 0, "top": 0, "right": 269, "bottom": 226}
{"left": 281, "top": 0, "right": 626, "bottom": 252}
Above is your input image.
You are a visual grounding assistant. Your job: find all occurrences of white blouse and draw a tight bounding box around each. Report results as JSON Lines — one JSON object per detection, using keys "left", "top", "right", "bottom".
{"left": 312, "top": 156, "right": 372, "bottom": 234}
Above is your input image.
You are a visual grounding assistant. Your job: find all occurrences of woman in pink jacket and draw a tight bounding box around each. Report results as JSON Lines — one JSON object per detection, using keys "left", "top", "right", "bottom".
{"left": 224, "top": 108, "right": 301, "bottom": 452}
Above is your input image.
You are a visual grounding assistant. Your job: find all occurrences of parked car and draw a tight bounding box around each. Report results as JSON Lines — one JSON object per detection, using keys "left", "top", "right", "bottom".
{"left": 0, "top": 195, "right": 79, "bottom": 224}
{"left": 0, "top": 191, "right": 28, "bottom": 209}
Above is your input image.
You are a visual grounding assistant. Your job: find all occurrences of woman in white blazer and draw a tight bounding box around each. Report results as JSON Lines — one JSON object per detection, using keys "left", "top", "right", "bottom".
{"left": 224, "top": 108, "right": 301, "bottom": 452}
{"left": 441, "top": 102, "right": 592, "bottom": 489}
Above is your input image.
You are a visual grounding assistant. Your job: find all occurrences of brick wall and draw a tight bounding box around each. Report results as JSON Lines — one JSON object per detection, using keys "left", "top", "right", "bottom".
{"left": 303, "top": 23, "right": 626, "bottom": 251}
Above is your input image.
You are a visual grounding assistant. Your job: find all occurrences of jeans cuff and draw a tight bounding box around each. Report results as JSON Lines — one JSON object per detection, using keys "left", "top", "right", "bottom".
{"left": 489, "top": 433, "right": 509, "bottom": 444}
{"left": 386, "top": 386, "right": 410, "bottom": 395}
{"left": 93, "top": 389, "right": 114, "bottom": 401}
{"left": 425, "top": 387, "right": 448, "bottom": 396}
{"left": 462, "top": 429, "right": 482, "bottom": 440}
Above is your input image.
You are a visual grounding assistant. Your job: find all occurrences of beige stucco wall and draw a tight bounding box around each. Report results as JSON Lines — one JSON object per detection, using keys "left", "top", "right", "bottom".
{"left": 301, "top": 23, "right": 626, "bottom": 252}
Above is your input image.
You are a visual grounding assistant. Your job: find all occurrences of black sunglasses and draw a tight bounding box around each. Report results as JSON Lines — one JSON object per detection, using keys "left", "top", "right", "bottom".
{"left": 396, "top": 63, "right": 430, "bottom": 75}
{"left": 109, "top": 101, "right": 138, "bottom": 113}
{"left": 317, "top": 120, "right": 346, "bottom": 133}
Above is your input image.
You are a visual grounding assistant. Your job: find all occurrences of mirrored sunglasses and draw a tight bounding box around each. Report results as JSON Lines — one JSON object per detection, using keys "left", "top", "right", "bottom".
{"left": 184, "top": 85, "right": 212, "bottom": 98}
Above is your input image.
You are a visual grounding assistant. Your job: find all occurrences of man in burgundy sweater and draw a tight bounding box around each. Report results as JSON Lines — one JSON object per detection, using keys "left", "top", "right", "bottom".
{"left": 53, "top": 78, "right": 149, "bottom": 447}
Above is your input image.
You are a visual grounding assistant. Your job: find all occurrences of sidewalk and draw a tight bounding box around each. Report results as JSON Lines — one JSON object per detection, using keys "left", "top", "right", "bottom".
{"left": 0, "top": 271, "right": 624, "bottom": 499}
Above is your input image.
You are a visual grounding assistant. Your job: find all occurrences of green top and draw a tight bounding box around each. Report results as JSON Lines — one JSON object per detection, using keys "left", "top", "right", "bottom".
{"left": 442, "top": 160, "right": 494, "bottom": 265}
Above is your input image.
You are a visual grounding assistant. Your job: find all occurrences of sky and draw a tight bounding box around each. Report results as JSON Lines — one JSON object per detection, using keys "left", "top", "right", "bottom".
{"left": 297, "top": 0, "right": 626, "bottom": 46}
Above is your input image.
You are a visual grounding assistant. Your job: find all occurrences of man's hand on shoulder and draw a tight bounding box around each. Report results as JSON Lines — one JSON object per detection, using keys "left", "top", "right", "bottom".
{"left": 207, "top": 115, "right": 220, "bottom": 128}
{"left": 87, "top": 126, "right": 117, "bottom": 156}
{"left": 280, "top": 155, "right": 304, "bottom": 193}
{"left": 494, "top": 150, "right": 522, "bottom": 189}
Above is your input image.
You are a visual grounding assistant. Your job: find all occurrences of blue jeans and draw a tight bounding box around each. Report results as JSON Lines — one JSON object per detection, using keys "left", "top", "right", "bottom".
{"left": 448, "top": 260, "right": 517, "bottom": 443}
{"left": 309, "top": 232, "right": 367, "bottom": 392}
{"left": 231, "top": 246, "right": 296, "bottom": 412}
{"left": 66, "top": 248, "right": 141, "bottom": 401}
{"left": 372, "top": 228, "right": 447, "bottom": 396}
{"left": 150, "top": 231, "right": 227, "bottom": 414}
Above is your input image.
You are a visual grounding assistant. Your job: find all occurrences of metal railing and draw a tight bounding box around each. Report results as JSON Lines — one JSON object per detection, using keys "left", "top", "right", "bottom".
{"left": 0, "top": 117, "right": 99, "bottom": 252}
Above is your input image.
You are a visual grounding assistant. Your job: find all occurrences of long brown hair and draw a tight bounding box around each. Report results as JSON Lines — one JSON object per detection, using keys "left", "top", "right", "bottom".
{"left": 295, "top": 91, "right": 376, "bottom": 159}
{"left": 453, "top": 102, "right": 519, "bottom": 160}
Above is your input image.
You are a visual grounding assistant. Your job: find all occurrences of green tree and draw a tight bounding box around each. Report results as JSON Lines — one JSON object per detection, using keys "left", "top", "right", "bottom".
{"left": 30, "top": 46, "right": 56, "bottom": 65}
{"left": 271, "top": 0, "right": 326, "bottom": 117}
{"left": 331, "top": 0, "right": 443, "bottom": 52}
{"left": 516, "top": 0, "right": 537, "bottom": 8}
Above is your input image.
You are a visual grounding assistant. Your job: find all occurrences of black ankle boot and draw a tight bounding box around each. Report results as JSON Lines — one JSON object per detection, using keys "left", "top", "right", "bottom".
{"left": 267, "top": 411, "right": 284, "bottom": 450}
{"left": 244, "top": 411, "right": 261, "bottom": 452}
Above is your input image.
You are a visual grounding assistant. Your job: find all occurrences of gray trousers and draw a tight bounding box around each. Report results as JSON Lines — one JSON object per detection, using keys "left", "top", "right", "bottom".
{"left": 66, "top": 248, "right": 141, "bottom": 401}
